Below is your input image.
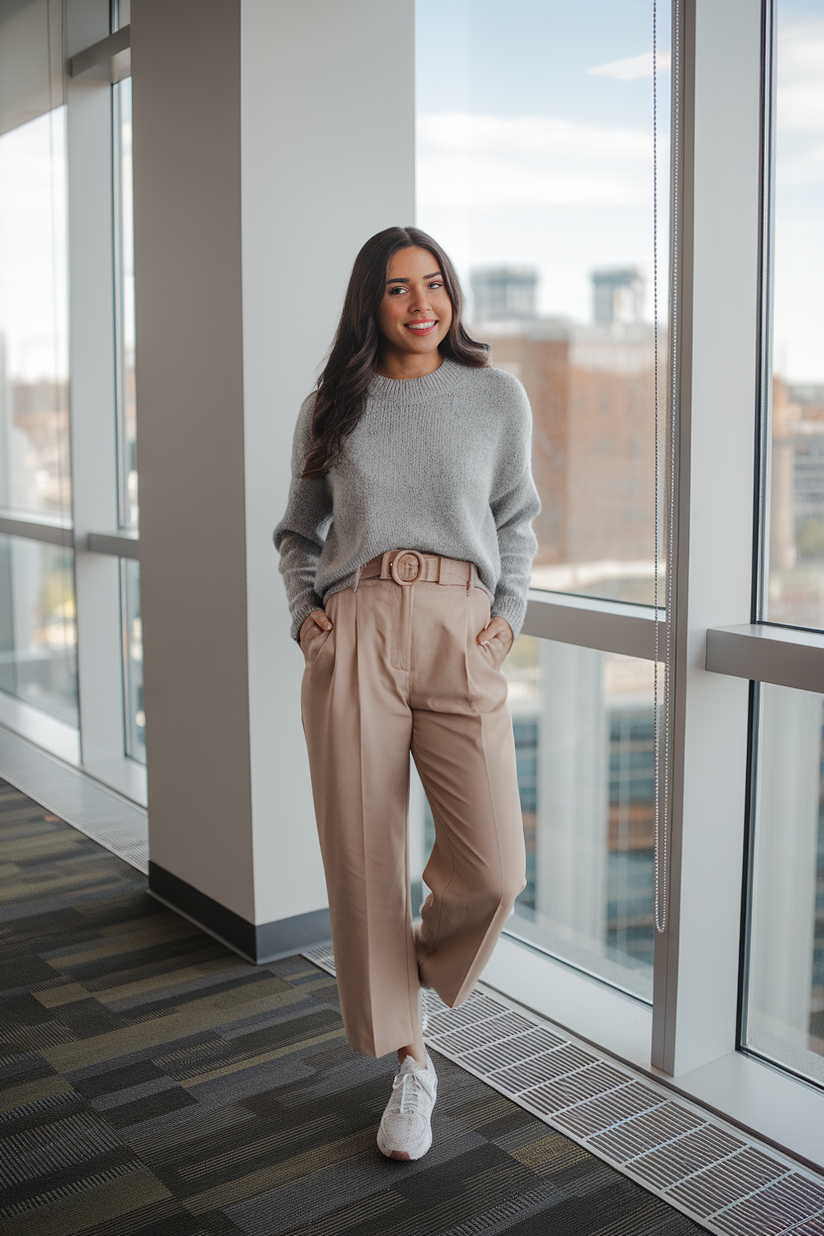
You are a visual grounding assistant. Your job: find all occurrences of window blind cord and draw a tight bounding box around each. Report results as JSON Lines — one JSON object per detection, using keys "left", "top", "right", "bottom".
{"left": 653, "top": 0, "right": 678, "bottom": 936}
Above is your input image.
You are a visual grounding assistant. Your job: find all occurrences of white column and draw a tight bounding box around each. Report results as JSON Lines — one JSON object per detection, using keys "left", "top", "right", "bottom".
{"left": 239, "top": 0, "right": 416, "bottom": 929}
{"left": 132, "top": 0, "right": 415, "bottom": 959}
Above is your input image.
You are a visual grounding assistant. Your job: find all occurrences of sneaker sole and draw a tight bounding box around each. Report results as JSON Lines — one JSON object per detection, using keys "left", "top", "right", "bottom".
{"left": 377, "top": 1134, "right": 432, "bottom": 1161}
{"left": 377, "top": 1123, "right": 433, "bottom": 1161}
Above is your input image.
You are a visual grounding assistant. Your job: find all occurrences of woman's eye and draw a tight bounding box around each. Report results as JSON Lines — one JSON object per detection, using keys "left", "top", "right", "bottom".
{"left": 429, "top": 281, "right": 442, "bottom": 289}
{"left": 388, "top": 286, "right": 406, "bottom": 295}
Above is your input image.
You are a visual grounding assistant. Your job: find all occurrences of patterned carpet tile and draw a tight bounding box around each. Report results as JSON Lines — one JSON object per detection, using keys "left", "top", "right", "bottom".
{"left": 0, "top": 779, "right": 706, "bottom": 1235}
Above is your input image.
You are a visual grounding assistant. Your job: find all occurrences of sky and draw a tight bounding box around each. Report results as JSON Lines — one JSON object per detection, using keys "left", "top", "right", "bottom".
{"left": 773, "top": 4, "right": 824, "bottom": 383}
{"left": 0, "top": 109, "right": 67, "bottom": 383}
{"left": 416, "top": 0, "right": 671, "bottom": 327}
{"left": 416, "top": 0, "right": 824, "bottom": 384}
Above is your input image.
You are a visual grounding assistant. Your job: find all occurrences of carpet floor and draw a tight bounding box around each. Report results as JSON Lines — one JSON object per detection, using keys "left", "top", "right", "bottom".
{"left": 0, "top": 776, "right": 707, "bottom": 1235}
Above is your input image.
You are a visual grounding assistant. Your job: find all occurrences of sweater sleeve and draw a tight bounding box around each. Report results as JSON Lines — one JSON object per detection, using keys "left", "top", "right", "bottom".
{"left": 273, "top": 395, "right": 333, "bottom": 641}
{"left": 489, "top": 375, "right": 541, "bottom": 639}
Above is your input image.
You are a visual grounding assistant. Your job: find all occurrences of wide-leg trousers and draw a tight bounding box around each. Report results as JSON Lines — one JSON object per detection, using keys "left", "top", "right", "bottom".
{"left": 300, "top": 571, "right": 527, "bottom": 1059}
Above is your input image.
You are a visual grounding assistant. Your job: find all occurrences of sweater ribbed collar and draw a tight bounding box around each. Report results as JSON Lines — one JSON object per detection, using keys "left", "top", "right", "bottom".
{"left": 369, "top": 357, "right": 468, "bottom": 405}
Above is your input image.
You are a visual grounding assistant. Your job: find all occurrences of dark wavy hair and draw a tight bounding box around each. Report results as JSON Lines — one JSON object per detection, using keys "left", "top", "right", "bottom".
{"left": 302, "top": 226, "right": 489, "bottom": 479}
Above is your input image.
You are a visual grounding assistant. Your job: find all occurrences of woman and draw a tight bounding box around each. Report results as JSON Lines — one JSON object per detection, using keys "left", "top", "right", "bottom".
{"left": 274, "top": 226, "right": 539, "bottom": 1161}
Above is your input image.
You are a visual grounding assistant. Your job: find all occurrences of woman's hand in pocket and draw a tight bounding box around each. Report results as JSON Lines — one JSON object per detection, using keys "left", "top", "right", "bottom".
{"left": 299, "top": 609, "right": 332, "bottom": 661}
{"left": 477, "top": 615, "right": 514, "bottom": 663}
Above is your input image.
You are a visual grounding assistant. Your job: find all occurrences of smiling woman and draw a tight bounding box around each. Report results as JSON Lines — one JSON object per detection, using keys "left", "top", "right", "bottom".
{"left": 299, "top": 225, "right": 488, "bottom": 481}
{"left": 274, "top": 223, "right": 541, "bottom": 1161}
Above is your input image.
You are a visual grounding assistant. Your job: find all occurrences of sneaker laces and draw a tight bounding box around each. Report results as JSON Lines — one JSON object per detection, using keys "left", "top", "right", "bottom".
{"left": 392, "top": 1062, "right": 434, "bottom": 1114}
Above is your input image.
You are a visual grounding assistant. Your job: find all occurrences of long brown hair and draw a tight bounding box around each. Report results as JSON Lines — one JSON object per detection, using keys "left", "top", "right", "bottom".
{"left": 302, "top": 226, "right": 489, "bottom": 479}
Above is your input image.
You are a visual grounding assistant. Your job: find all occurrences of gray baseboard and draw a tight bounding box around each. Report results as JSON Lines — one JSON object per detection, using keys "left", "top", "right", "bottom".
{"left": 148, "top": 861, "right": 332, "bottom": 964}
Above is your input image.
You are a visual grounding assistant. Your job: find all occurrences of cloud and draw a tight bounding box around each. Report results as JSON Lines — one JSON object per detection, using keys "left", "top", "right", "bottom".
{"left": 417, "top": 112, "right": 661, "bottom": 211}
{"left": 777, "top": 28, "right": 824, "bottom": 136}
{"left": 587, "top": 50, "right": 671, "bottom": 80}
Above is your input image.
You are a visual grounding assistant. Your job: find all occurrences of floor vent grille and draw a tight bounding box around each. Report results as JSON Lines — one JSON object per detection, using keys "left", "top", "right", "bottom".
{"left": 0, "top": 726, "right": 148, "bottom": 873}
{"left": 302, "top": 944, "right": 824, "bottom": 1236}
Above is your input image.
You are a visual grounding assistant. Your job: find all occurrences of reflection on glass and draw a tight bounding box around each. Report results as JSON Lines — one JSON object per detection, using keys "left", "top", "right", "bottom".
{"left": 746, "top": 683, "right": 824, "bottom": 1086}
{"left": 416, "top": 0, "right": 670, "bottom": 605}
{"left": 114, "top": 77, "right": 138, "bottom": 529}
{"left": 422, "top": 636, "right": 655, "bottom": 1000}
{"left": 767, "top": 3, "right": 824, "bottom": 629}
{"left": 0, "top": 108, "right": 70, "bottom": 520}
{"left": 121, "top": 559, "right": 145, "bottom": 762}
{"left": 0, "top": 533, "right": 77, "bottom": 725}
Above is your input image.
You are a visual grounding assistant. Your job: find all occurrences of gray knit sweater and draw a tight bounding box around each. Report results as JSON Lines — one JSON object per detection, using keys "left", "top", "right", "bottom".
{"left": 274, "top": 358, "right": 541, "bottom": 641}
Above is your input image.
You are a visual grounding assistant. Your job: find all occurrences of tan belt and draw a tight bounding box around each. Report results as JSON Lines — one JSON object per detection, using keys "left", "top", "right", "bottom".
{"left": 358, "top": 550, "right": 477, "bottom": 590}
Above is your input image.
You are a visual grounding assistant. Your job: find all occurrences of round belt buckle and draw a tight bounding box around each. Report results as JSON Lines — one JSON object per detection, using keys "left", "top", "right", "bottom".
{"left": 391, "top": 550, "right": 425, "bottom": 585}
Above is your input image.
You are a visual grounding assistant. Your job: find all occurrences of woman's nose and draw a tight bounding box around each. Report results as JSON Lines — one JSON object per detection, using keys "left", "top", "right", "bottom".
{"left": 409, "top": 284, "right": 431, "bottom": 312}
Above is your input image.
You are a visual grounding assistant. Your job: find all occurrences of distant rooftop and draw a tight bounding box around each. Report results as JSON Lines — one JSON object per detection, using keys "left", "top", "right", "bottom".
{"left": 471, "top": 266, "right": 539, "bottom": 322}
{"left": 470, "top": 264, "right": 647, "bottom": 328}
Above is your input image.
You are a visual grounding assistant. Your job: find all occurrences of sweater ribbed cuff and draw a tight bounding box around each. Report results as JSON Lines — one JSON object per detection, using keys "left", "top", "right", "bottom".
{"left": 291, "top": 595, "right": 324, "bottom": 643}
{"left": 491, "top": 597, "right": 527, "bottom": 642}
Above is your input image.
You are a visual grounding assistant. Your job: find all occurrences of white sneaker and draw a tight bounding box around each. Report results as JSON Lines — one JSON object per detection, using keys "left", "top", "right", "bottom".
{"left": 377, "top": 1052, "right": 438, "bottom": 1161}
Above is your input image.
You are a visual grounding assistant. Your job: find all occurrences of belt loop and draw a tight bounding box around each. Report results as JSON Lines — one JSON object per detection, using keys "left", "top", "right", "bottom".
{"left": 353, "top": 564, "right": 362, "bottom": 593}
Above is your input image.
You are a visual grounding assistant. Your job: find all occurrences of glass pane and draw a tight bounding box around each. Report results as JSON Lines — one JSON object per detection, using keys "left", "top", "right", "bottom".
{"left": 416, "top": 0, "right": 670, "bottom": 605}
{"left": 0, "top": 532, "right": 78, "bottom": 726}
{"left": 114, "top": 76, "right": 138, "bottom": 529}
{"left": 745, "top": 683, "right": 824, "bottom": 1087}
{"left": 112, "top": 0, "right": 130, "bottom": 30}
{"left": 422, "top": 635, "right": 655, "bottom": 1000}
{"left": 121, "top": 558, "right": 145, "bottom": 763}
{"left": 766, "top": 3, "right": 824, "bottom": 629}
{"left": 0, "top": 107, "right": 70, "bottom": 521}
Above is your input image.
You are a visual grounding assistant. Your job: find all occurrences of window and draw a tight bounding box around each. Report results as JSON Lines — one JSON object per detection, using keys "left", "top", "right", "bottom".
{"left": 764, "top": 1, "right": 824, "bottom": 630}
{"left": 121, "top": 558, "right": 144, "bottom": 762}
{"left": 0, "top": 0, "right": 76, "bottom": 734}
{"left": 114, "top": 75, "right": 137, "bottom": 530}
{"left": 416, "top": 0, "right": 671, "bottom": 605}
{"left": 505, "top": 636, "right": 655, "bottom": 1000}
{"left": 0, "top": 533, "right": 77, "bottom": 725}
{"left": 0, "top": 106, "right": 70, "bottom": 522}
{"left": 0, "top": 1, "right": 145, "bottom": 795}
{"left": 745, "top": 682, "right": 824, "bottom": 1086}
{"left": 415, "top": 0, "right": 667, "bottom": 1007}
{"left": 112, "top": 66, "right": 145, "bottom": 765}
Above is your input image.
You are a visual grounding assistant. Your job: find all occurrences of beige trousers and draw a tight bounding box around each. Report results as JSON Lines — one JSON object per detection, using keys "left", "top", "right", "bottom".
{"left": 300, "top": 572, "right": 527, "bottom": 1058}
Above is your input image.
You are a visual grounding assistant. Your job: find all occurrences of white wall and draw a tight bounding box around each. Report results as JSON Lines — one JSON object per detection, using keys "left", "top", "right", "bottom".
{"left": 133, "top": 0, "right": 415, "bottom": 929}
{"left": 240, "top": 0, "right": 416, "bottom": 923}
{"left": 132, "top": 0, "right": 254, "bottom": 918}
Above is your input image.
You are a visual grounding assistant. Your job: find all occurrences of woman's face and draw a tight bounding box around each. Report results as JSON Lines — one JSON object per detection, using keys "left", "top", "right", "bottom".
{"left": 376, "top": 246, "right": 453, "bottom": 366}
